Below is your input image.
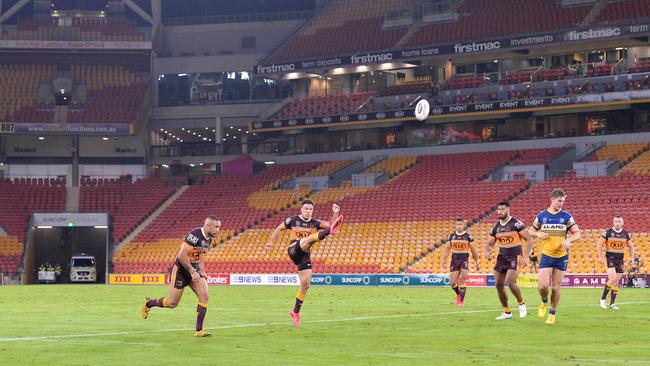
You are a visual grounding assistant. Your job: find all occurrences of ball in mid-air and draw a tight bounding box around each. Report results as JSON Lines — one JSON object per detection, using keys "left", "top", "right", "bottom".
{"left": 415, "top": 99, "right": 430, "bottom": 121}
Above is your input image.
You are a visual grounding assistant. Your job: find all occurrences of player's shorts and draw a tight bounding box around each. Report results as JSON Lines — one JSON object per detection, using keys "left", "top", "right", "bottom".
{"left": 606, "top": 253, "right": 624, "bottom": 274}
{"left": 288, "top": 241, "right": 312, "bottom": 271}
{"left": 450, "top": 254, "right": 469, "bottom": 272}
{"left": 539, "top": 254, "right": 569, "bottom": 271}
{"left": 494, "top": 253, "right": 519, "bottom": 273}
{"left": 169, "top": 260, "right": 202, "bottom": 289}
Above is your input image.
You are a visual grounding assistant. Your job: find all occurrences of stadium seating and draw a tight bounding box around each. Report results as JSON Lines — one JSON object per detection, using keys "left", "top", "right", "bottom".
{"left": 1, "top": 63, "right": 148, "bottom": 124}
{"left": 269, "top": 0, "right": 411, "bottom": 61}
{"left": 0, "top": 179, "right": 65, "bottom": 275}
{"left": 0, "top": 64, "right": 57, "bottom": 122}
{"left": 443, "top": 75, "right": 487, "bottom": 90}
{"left": 501, "top": 68, "right": 538, "bottom": 85}
{"left": 68, "top": 65, "right": 148, "bottom": 124}
{"left": 114, "top": 163, "right": 323, "bottom": 272}
{"left": 618, "top": 149, "right": 650, "bottom": 176}
{"left": 596, "top": 0, "right": 650, "bottom": 25}
{"left": 510, "top": 148, "right": 564, "bottom": 165}
{"left": 79, "top": 177, "right": 180, "bottom": 243}
{"left": 272, "top": 93, "right": 374, "bottom": 120}
{"left": 405, "top": 0, "right": 592, "bottom": 47}
{"left": 584, "top": 142, "right": 650, "bottom": 165}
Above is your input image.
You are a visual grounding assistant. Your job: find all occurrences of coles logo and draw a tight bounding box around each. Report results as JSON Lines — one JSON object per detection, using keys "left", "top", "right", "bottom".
{"left": 207, "top": 274, "right": 230, "bottom": 285}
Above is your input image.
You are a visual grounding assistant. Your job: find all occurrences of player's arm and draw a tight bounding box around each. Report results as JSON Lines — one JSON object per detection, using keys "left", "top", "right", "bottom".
{"left": 596, "top": 236, "right": 606, "bottom": 265}
{"left": 440, "top": 242, "right": 451, "bottom": 271}
{"left": 529, "top": 217, "right": 548, "bottom": 240}
{"left": 562, "top": 224, "right": 581, "bottom": 250}
{"left": 469, "top": 244, "right": 481, "bottom": 272}
{"left": 627, "top": 239, "right": 636, "bottom": 265}
{"left": 197, "top": 261, "right": 208, "bottom": 279}
{"left": 177, "top": 243, "right": 199, "bottom": 281}
{"left": 485, "top": 236, "right": 496, "bottom": 260}
{"left": 518, "top": 228, "right": 533, "bottom": 266}
{"left": 267, "top": 222, "right": 287, "bottom": 249}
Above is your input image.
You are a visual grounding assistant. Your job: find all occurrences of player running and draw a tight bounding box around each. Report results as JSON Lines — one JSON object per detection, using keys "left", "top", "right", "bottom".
{"left": 140, "top": 216, "right": 221, "bottom": 337}
{"left": 597, "top": 215, "right": 635, "bottom": 310}
{"left": 530, "top": 189, "right": 581, "bottom": 325}
{"left": 440, "top": 219, "right": 480, "bottom": 307}
{"left": 486, "top": 201, "right": 533, "bottom": 320}
{"left": 268, "top": 199, "right": 343, "bottom": 328}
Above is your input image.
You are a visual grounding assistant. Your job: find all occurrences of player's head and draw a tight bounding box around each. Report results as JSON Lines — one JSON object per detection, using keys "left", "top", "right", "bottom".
{"left": 455, "top": 218, "right": 466, "bottom": 232}
{"left": 550, "top": 189, "right": 566, "bottom": 211}
{"left": 300, "top": 199, "right": 315, "bottom": 219}
{"left": 496, "top": 201, "right": 510, "bottom": 220}
{"left": 613, "top": 215, "right": 624, "bottom": 229}
{"left": 203, "top": 215, "right": 221, "bottom": 237}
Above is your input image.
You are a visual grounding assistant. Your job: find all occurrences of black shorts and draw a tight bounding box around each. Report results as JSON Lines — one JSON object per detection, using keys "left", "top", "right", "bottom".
{"left": 494, "top": 253, "right": 519, "bottom": 273}
{"left": 170, "top": 261, "right": 199, "bottom": 289}
{"left": 606, "top": 253, "right": 625, "bottom": 274}
{"left": 288, "top": 242, "right": 312, "bottom": 271}
{"left": 450, "top": 254, "right": 469, "bottom": 272}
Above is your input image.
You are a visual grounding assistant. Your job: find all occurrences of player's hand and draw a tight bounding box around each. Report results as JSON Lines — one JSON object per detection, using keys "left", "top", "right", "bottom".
{"left": 536, "top": 232, "right": 549, "bottom": 240}
{"left": 266, "top": 242, "right": 274, "bottom": 251}
{"left": 332, "top": 203, "right": 340, "bottom": 214}
{"left": 190, "top": 270, "right": 200, "bottom": 282}
{"left": 198, "top": 271, "right": 209, "bottom": 280}
{"left": 520, "top": 257, "right": 528, "bottom": 267}
{"left": 598, "top": 257, "right": 604, "bottom": 265}
{"left": 475, "top": 262, "right": 481, "bottom": 272}
{"left": 561, "top": 239, "right": 572, "bottom": 250}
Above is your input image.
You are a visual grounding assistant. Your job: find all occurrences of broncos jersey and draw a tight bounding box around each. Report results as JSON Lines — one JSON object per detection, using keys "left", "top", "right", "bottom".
{"left": 532, "top": 209, "right": 577, "bottom": 258}
{"left": 602, "top": 228, "right": 631, "bottom": 254}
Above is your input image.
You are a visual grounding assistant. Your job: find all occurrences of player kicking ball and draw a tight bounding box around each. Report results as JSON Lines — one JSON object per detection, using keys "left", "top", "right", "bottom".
{"left": 268, "top": 200, "right": 343, "bottom": 327}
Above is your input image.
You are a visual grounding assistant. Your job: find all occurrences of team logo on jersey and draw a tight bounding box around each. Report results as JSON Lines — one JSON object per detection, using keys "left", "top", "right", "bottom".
{"left": 186, "top": 233, "right": 199, "bottom": 244}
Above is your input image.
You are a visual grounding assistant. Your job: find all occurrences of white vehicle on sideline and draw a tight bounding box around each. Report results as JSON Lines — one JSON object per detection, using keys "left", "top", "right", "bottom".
{"left": 69, "top": 254, "right": 96, "bottom": 283}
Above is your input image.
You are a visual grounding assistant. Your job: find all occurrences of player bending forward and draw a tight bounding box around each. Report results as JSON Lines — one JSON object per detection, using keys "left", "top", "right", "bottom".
{"left": 141, "top": 216, "right": 221, "bottom": 337}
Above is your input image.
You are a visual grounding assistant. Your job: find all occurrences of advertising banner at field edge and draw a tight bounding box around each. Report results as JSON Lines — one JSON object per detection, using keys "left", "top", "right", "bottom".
{"left": 108, "top": 274, "right": 165, "bottom": 285}
{"left": 108, "top": 273, "right": 647, "bottom": 288}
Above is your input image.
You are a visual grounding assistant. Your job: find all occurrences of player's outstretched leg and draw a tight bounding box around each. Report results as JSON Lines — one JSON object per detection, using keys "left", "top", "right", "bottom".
{"left": 142, "top": 286, "right": 182, "bottom": 319}
{"left": 299, "top": 215, "right": 344, "bottom": 253}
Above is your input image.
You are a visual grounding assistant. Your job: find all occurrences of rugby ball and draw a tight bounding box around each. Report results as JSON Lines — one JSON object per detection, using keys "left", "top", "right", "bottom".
{"left": 415, "top": 99, "right": 430, "bottom": 121}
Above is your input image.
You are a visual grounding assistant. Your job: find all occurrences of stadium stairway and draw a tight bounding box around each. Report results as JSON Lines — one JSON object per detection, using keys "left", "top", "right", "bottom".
{"left": 65, "top": 186, "right": 80, "bottom": 212}
{"left": 0, "top": 225, "right": 7, "bottom": 236}
{"left": 579, "top": 0, "right": 608, "bottom": 27}
{"left": 115, "top": 185, "right": 189, "bottom": 252}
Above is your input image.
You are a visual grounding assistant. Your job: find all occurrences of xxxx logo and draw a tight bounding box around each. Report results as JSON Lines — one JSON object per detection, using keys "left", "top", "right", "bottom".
{"left": 142, "top": 275, "right": 162, "bottom": 284}
{"left": 113, "top": 275, "right": 132, "bottom": 283}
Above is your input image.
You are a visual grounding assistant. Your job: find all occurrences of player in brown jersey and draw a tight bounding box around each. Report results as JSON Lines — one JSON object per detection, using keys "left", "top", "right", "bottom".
{"left": 140, "top": 215, "right": 221, "bottom": 337}
{"left": 440, "top": 219, "right": 480, "bottom": 307}
{"left": 268, "top": 199, "right": 343, "bottom": 327}
{"left": 597, "top": 215, "right": 635, "bottom": 310}
{"left": 486, "top": 201, "right": 534, "bottom": 320}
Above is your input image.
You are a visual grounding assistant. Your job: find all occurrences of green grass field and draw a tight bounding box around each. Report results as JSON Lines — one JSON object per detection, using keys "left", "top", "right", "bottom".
{"left": 0, "top": 285, "right": 649, "bottom": 366}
